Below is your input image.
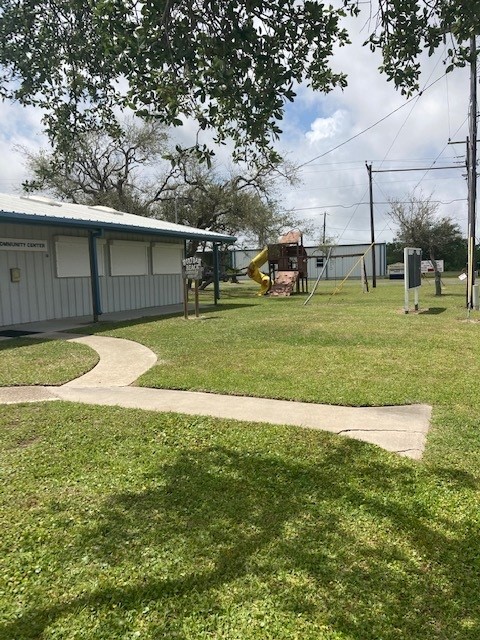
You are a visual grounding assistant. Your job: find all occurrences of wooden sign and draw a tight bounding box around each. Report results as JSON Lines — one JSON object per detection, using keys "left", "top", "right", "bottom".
{"left": 182, "top": 257, "right": 203, "bottom": 280}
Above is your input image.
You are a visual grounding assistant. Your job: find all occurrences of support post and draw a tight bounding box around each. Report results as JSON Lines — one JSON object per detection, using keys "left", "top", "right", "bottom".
{"left": 467, "top": 36, "right": 478, "bottom": 309}
{"left": 88, "top": 230, "right": 103, "bottom": 323}
{"left": 183, "top": 279, "right": 189, "bottom": 319}
{"left": 194, "top": 280, "right": 200, "bottom": 317}
{"left": 362, "top": 257, "right": 369, "bottom": 293}
{"left": 366, "top": 162, "right": 377, "bottom": 288}
{"left": 213, "top": 243, "right": 220, "bottom": 304}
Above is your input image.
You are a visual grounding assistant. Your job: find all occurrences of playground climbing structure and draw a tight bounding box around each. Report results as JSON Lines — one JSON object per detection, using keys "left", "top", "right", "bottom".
{"left": 247, "top": 230, "right": 308, "bottom": 296}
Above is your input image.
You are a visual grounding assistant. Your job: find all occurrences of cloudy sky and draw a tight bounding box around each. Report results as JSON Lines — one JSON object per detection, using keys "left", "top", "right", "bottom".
{"left": 0, "top": 8, "right": 473, "bottom": 247}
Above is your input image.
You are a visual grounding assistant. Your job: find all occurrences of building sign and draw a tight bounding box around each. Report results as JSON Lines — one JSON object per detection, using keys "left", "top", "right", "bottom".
{"left": 0, "top": 238, "right": 48, "bottom": 252}
{"left": 421, "top": 259, "right": 444, "bottom": 273}
{"left": 404, "top": 247, "right": 422, "bottom": 314}
{"left": 182, "top": 256, "right": 204, "bottom": 280}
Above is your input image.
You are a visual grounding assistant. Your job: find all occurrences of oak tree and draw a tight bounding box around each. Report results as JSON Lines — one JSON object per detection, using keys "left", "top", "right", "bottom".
{"left": 21, "top": 119, "right": 169, "bottom": 216}
{"left": 20, "top": 119, "right": 300, "bottom": 252}
{"left": 2, "top": 1, "right": 475, "bottom": 161}
{"left": 0, "top": 0, "right": 352, "bottom": 162}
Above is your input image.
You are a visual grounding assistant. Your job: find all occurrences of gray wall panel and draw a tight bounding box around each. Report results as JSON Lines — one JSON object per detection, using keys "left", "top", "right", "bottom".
{"left": 0, "top": 252, "right": 10, "bottom": 325}
{"left": 1, "top": 222, "right": 185, "bottom": 326}
{"left": 99, "top": 274, "right": 182, "bottom": 313}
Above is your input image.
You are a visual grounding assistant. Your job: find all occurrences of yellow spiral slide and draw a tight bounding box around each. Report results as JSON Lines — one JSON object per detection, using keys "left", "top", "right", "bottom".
{"left": 247, "top": 247, "right": 271, "bottom": 295}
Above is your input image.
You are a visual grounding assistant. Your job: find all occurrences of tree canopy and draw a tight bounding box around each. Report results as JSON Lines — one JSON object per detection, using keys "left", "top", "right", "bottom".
{"left": 20, "top": 119, "right": 302, "bottom": 250}
{"left": 159, "top": 153, "right": 301, "bottom": 249}
{"left": 21, "top": 119, "right": 170, "bottom": 216}
{"left": 0, "top": 0, "right": 480, "bottom": 161}
{"left": 367, "top": 0, "right": 480, "bottom": 95}
{"left": 1, "top": 1, "right": 476, "bottom": 161}
{"left": 0, "top": 0, "right": 351, "bottom": 162}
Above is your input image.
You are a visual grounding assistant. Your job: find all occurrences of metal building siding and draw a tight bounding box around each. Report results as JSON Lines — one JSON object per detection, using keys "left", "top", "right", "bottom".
{"left": 0, "top": 222, "right": 59, "bottom": 325}
{"left": 99, "top": 235, "right": 183, "bottom": 313}
{"left": 233, "top": 249, "right": 260, "bottom": 271}
{"left": 89, "top": 235, "right": 184, "bottom": 313}
{"left": 0, "top": 223, "right": 185, "bottom": 325}
{"left": 306, "top": 244, "right": 386, "bottom": 280}
{"left": 98, "top": 274, "right": 182, "bottom": 313}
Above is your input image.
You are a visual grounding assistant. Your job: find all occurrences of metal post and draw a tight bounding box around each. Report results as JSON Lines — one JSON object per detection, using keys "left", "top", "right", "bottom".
{"left": 182, "top": 240, "right": 189, "bottom": 319}
{"left": 467, "top": 36, "right": 478, "bottom": 309}
{"left": 366, "top": 162, "right": 377, "bottom": 288}
{"left": 473, "top": 283, "right": 479, "bottom": 310}
{"left": 88, "top": 230, "right": 103, "bottom": 322}
{"left": 183, "top": 279, "right": 189, "bottom": 319}
{"left": 213, "top": 243, "right": 220, "bottom": 304}
{"left": 194, "top": 280, "right": 200, "bottom": 317}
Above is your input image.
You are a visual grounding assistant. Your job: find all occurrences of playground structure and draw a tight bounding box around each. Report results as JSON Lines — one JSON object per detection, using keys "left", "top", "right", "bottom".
{"left": 247, "top": 230, "right": 309, "bottom": 296}
{"left": 246, "top": 247, "right": 271, "bottom": 295}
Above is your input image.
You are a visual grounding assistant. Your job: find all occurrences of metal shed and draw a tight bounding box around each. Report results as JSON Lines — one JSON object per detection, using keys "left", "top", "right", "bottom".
{"left": 305, "top": 243, "right": 387, "bottom": 280}
{"left": 0, "top": 193, "right": 235, "bottom": 327}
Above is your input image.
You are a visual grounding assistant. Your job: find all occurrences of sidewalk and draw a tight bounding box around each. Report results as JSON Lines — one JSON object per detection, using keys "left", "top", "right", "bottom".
{"left": 0, "top": 333, "right": 431, "bottom": 459}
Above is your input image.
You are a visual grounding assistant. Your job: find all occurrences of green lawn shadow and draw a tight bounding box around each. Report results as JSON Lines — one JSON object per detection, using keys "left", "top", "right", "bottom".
{"left": 4, "top": 437, "right": 479, "bottom": 639}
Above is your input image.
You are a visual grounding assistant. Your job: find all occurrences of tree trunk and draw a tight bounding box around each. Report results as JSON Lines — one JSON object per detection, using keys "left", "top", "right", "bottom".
{"left": 429, "top": 251, "right": 442, "bottom": 296}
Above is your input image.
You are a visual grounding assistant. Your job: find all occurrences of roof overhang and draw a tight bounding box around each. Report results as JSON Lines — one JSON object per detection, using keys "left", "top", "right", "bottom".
{"left": 0, "top": 209, "right": 236, "bottom": 243}
{"left": 0, "top": 194, "right": 236, "bottom": 244}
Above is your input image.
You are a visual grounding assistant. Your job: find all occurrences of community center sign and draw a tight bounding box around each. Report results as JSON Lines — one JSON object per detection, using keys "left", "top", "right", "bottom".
{"left": 0, "top": 238, "right": 48, "bottom": 252}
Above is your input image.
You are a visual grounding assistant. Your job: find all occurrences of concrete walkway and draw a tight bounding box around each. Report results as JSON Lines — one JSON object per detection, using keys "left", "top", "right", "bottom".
{"left": 0, "top": 333, "right": 432, "bottom": 459}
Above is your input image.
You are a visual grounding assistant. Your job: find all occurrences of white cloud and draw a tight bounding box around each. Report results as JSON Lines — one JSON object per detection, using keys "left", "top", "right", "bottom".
{"left": 0, "top": 101, "right": 47, "bottom": 194}
{"left": 306, "top": 110, "right": 347, "bottom": 144}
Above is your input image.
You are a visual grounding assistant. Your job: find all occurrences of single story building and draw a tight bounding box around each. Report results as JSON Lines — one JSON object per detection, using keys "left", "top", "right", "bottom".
{"left": 0, "top": 193, "right": 235, "bottom": 327}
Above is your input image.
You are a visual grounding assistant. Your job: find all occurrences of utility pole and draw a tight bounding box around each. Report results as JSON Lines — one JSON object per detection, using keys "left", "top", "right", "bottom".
{"left": 322, "top": 211, "right": 327, "bottom": 244}
{"left": 365, "top": 162, "right": 377, "bottom": 288}
{"left": 467, "top": 35, "right": 478, "bottom": 310}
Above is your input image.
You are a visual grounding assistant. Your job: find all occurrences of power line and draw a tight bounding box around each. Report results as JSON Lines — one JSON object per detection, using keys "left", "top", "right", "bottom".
{"left": 291, "top": 198, "right": 467, "bottom": 212}
{"left": 331, "top": 63, "right": 449, "bottom": 247}
{"left": 371, "top": 165, "right": 462, "bottom": 173}
{"left": 301, "top": 157, "right": 452, "bottom": 168}
{"left": 297, "top": 73, "right": 447, "bottom": 169}
{"left": 304, "top": 175, "right": 464, "bottom": 193}
{"left": 300, "top": 161, "right": 460, "bottom": 175}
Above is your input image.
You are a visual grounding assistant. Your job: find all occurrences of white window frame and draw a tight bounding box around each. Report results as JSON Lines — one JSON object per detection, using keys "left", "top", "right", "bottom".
{"left": 109, "top": 240, "right": 149, "bottom": 276}
{"left": 152, "top": 242, "right": 183, "bottom": 275}
{"left": 55, "top": 235, "right": 106, "bottom": 278}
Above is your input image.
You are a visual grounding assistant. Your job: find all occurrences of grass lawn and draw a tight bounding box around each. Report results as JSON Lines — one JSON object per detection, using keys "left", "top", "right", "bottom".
{"left": 0, "top": 338, "right": 98, "bottom": 386}
{"left": 1, "top": 279, "right": 480, "bottom": 639}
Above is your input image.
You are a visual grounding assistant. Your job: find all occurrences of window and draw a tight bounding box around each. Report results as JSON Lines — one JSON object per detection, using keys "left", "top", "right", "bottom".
{"left": 55, "top": 236, "right": 105, "bottom": 278}
{"left": 152, "top": 243, "right": 183, "bottom": 275}
{"left": 316, "top": 257, "right": 325, "bottom": 269}
{"left": 109, "top": 240, "right": 149, "bottom": 276}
